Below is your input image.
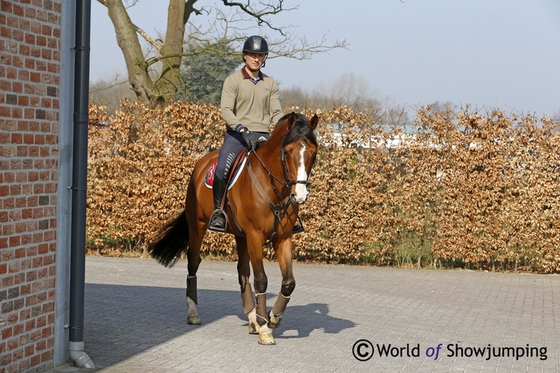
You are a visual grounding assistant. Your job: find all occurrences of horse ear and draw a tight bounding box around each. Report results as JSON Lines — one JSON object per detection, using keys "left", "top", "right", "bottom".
{"left": 308, "top": 114, "right": 319, "bottom": 131}
{"left": 286, "top": 112, "right": 298, "bottom": 131}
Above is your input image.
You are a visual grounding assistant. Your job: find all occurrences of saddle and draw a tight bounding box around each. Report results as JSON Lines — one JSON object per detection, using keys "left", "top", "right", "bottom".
{"left": 204, "top": 149, "right": 248, "bottom": 190}
{"left": 204, "top": 137, "right": 268, "bottom": 189}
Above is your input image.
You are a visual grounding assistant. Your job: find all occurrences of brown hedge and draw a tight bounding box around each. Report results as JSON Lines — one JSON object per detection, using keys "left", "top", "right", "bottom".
{"left": 87, "top": 101, "right": 560, "bottom": 273}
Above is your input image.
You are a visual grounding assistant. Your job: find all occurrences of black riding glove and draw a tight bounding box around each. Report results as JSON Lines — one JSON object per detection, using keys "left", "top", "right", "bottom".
{"left": 237, "top": 125, "right": 258, "bottom": 150}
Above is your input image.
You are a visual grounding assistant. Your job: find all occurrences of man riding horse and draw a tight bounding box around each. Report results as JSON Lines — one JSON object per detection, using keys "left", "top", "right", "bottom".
{"left": 149, "top": 35, "right": 319, "bottom": 346}
{"left": 209, "top": 36, "right": 303, "bottom": 234}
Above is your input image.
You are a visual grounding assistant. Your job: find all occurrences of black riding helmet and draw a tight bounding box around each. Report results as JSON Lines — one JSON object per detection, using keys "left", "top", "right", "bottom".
{"left": 242, "top": 35, "right": 268, "bottom": 67}
{"left": 243, "top": 35, "right": 269, "bottom": 54}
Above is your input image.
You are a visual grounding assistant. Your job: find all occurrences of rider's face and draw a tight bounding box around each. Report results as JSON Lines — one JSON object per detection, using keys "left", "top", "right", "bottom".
{"left": 244, "top": 52, "right": 266, "bottom": 71}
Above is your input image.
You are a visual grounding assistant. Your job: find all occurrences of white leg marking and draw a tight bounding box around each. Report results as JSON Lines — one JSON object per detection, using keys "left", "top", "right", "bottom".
{"left": 187, "top": 297, "right": 201, "bottom": 325}
{"left": 258, "top": 323, "right": 276, "bottom": 345}
{"left": 269, "top": 311, "right": 283, "bottom": 329}
{"left": 247, "top": 308, "right": 260, "bottom": 334}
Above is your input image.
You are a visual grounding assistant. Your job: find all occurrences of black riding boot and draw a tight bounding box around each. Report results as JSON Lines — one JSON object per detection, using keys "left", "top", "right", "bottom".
{"left": 208, "top": 176, "right": 227, "bottom": 232}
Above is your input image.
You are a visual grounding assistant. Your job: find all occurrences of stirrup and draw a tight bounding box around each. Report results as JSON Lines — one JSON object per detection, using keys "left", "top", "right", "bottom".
{"left": 291, "top": 224, "right": 304, "bottom": 234}
{"left": 208, "top": 210, "right": 227, "bottom": 232}
{"left": 291, "top": 217, "right": 305, "bottom": 234}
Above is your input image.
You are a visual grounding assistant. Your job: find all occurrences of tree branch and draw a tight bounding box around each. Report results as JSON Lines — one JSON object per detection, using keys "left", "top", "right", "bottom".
{"left": 221, "top": 0, "right": 297, "bottom": 36}
{"left": 97, "top": 0, "right": 163, "bottom": 51}
{"left": 135, "top": 26, "right": 163, "bottom": 51}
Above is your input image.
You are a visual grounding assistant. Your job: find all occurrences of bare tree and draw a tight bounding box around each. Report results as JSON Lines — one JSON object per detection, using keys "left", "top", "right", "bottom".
{"left": 96, "top": 0, "right": 347, "bottom": 104}
{"left": 325, "top": 73, "right": 379, "bottom": 112}
{"left": 383, "top": 104, "right": 411, "bottom": 131}
{"left": 89, "top": 75, "right": 136, "bottom": 114}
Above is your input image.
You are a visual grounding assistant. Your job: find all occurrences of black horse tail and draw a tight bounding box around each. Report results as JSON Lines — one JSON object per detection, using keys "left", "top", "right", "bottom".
{"left": 148, "top": 210, "right": 189, "bottom": 268}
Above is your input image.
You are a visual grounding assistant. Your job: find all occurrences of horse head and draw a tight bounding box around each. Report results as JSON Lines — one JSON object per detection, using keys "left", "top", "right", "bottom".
{"left": 279, "top": 113, "right": 319, "bottom": 204}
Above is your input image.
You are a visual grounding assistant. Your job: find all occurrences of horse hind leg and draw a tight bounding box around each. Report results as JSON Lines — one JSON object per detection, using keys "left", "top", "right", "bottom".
{"left": 186, "top": 275, "right": 201, "bottom": 325}
{"left": 241, "top": 281, "right": 260, "bottom": 334}
{"left": 148, "top": 207, "right": 202, "bottom": 325}
{"left": 236, "top": 236, "right": 259, "bottom": 334}
{"left": 185, "top": 220, "right": 205, "bottom": 325}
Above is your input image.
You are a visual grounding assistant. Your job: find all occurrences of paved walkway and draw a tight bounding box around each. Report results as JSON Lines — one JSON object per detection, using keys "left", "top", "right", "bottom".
{"left": 53, "top": 257, "right": 559, "bottom": 372}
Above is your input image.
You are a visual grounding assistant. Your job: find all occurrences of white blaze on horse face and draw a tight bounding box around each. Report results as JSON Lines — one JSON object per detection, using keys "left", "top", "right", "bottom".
{"left": 293, "top": 143, "right": 309, "bottom": 204}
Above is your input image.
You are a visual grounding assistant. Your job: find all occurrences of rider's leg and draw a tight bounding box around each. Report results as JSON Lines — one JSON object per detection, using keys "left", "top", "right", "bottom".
{"left": 208, "top": 130, "right": 271, "bottom": 232}
{"left": 208, "top": 132, "right": 243, "bottom": 232}
{"left": 208, "top": 175, "right": 227, "bottom": 232}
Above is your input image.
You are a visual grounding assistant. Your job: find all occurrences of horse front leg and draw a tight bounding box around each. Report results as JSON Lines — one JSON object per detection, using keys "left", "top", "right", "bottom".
{"left": 247, "top": 238, "right": 275, "bottom": 345}
{"left": 254, "top": 272, "right": 274, "bottom": 345}
{"left": 269, "top": 237, "right": 295, "bottom": 330}
{"left": 235, "top": 236, "right": 258, "bottom": 334}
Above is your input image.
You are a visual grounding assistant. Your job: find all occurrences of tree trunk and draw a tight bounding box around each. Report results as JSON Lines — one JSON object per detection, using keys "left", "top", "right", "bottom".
{"left": 106, "top": 0, "right": 155, "bottom": 102}
{"left": 154, "top": 0, "right": 189, "bottom": 103}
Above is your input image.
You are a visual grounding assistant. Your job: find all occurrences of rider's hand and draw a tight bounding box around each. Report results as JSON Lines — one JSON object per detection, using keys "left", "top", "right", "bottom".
{"left": 237, "top": 125, "right": 258, "bottom": 150}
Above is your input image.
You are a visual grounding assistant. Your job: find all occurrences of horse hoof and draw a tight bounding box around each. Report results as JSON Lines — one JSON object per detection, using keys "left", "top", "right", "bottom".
{"left": 258, "top": 331, "right": 276, "bottom": 345}
{"left": 187, "top": 315, "right": 201, "bottom": 325}
{"left": 248, "top": 322, "right": 260, "bottom": 334}
{"left": 268, "top": 312, "right": 282, "bottom": 329}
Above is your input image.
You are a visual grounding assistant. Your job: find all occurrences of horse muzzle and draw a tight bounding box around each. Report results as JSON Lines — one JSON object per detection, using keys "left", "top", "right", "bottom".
{"left": 291, "top": 183, "right": 309, "bottom": 204}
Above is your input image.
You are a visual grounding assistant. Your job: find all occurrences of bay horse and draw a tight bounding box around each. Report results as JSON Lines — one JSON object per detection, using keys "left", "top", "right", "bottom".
{"left": 148, "top": 112, "right": 319, "bottom": 345}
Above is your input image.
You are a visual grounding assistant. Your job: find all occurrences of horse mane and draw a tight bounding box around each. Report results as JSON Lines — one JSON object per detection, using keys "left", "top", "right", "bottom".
{"left": 274, "top": 112, "right": 317, "bottom": 147}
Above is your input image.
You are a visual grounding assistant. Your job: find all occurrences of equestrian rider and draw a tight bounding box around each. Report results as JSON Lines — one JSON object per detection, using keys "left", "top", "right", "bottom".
{"left": 208, "top": 35, "right": 284, "bottom": 232}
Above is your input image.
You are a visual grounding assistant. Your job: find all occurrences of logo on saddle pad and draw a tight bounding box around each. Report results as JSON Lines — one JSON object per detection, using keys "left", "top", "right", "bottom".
{"left": 204, "top": 158, "right": 247, "bottom": 190}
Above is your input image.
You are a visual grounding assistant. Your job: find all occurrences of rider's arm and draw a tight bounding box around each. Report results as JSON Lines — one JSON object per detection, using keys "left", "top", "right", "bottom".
{"left": 220, "top": 73, "right": 241, "bottom": 132}
{"left": 268, "top": 78, "right": 283, "bottom": 126}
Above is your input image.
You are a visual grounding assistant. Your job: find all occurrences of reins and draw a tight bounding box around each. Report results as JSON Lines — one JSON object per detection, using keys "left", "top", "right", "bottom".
{"left": 246, "top": 141, "right": 309, "bottom": 241}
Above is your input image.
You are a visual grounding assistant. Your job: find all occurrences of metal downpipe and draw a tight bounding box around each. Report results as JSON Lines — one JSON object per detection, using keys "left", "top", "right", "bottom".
{"left": 68, "top": 0, "right": 94, "bottom": 368}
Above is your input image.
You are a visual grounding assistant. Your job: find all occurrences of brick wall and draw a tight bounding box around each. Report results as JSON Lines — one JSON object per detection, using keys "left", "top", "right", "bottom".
{"left": 0, "top": 1, "right": 62, "bottom": 372}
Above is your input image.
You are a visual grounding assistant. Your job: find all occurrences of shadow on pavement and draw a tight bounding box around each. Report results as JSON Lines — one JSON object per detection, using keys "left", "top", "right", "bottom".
{"left": 85, "top": 284, "right": 355, "bottom": 367}
{"left": 274, "top": 303, "right": 356, "bottom": 339}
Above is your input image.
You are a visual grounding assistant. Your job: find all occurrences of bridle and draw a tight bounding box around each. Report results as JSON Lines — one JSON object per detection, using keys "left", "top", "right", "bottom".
{"left": 246, "top": 136, "right": 316, "bottom": 239}
{"left": 281, "top": 148, "right": 315, "bottom": 188}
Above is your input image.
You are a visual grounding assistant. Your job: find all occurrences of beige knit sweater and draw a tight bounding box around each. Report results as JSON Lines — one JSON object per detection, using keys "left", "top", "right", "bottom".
{"left": 220, "top": 68, "right": 284, "bottom": 133}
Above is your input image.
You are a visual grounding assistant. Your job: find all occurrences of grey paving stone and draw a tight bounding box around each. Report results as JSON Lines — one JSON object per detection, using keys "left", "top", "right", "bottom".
{"left": 49, "top": 257, "right": 560, "bottom": 373}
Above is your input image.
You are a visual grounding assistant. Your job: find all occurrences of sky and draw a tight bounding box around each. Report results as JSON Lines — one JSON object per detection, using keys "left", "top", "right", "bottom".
{"left": 90, "top": 0, "right": 560, "bottom": 117}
